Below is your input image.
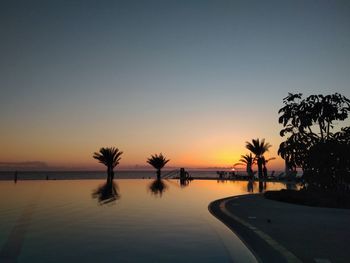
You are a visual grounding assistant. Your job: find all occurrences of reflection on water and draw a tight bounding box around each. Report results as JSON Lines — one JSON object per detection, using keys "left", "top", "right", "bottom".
{"left": 179, "top": 178, "right": 192, "bottom": 188}
{"left": 258, "top": 181, "right": 267, "bottom": 193}
{"left": 92, "top": 180, "right": 120, "bottom": 205}
{"left": 216, "top": 179, "right": 227, "bottom": 184}
{"left": 148, "top": 179, "right": 167, "bottom": 197}
{"left": 244, "top": 180, "right": 267, "bottom": 193}
{"left": 0, "top": 179, "right": 295, "bottom": 263}
{"left": 247, "top": 180, "right": 254, "bottom": 192}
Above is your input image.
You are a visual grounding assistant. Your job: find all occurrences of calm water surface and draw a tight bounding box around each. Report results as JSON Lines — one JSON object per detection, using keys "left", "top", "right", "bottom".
{"left": 0, "top": 179, "right": 289, "bottom": 262}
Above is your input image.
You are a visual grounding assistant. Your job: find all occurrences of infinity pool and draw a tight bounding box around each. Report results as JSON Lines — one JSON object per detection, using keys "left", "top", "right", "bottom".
{"left": 0, "top": 179, "right": 287, "bottom": 262}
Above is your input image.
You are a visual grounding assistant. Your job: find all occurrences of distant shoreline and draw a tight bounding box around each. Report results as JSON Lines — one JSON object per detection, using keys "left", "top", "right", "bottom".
{"left": 0, "top": 170, "right": 296, "bottom": 182}
{"left": 0, "top": 176, "right": 298, "bottom": 184}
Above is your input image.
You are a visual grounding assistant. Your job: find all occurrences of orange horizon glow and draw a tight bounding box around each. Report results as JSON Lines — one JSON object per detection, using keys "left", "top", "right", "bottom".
{"left": 1, "top": 111, "right": 286, "bottom": 171}
{"left": 0, "top": 147, "right": 286, "bottom": 171}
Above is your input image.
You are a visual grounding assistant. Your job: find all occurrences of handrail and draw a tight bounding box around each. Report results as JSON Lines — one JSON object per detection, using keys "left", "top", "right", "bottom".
{"left": 162, "top": 169, "right": 179, "bottom": 179}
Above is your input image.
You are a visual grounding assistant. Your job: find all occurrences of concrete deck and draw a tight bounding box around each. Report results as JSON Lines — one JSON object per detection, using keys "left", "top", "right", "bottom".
{"left": 209, "top": 194, "right": 350, "bottom": 263}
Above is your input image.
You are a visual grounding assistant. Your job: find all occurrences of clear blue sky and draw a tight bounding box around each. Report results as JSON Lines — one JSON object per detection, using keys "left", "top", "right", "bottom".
{"left": 1, "top": 0, "right": 349, "bottom": 169}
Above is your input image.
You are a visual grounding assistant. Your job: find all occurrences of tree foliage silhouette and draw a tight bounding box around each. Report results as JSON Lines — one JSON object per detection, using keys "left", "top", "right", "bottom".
{"left": 234, "top": 153, "right": 255, "bottom": 179}
{"left": 93, "top": 147, "right": 123, "bottom": 181}
{"left": 278, "top": 93, "right": 350, "bottom": 190}
{"left": 246, "top": 139, "right": 271, "bottom": 180}
{"left": 147, "top": 153, "right": 169, "bottom": 180}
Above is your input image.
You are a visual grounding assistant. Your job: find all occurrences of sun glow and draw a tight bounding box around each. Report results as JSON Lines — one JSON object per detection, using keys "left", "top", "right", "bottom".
{"left": 210, "top": 150, "right": 237, "bottom": 167}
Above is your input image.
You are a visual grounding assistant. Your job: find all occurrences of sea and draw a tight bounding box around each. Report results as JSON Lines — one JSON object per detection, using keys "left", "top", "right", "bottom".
{"left": 0, "top": 169, "right": 294, "bottom": 181}
{"left": 0, "top": 170, "right": 229, "bottom": 180}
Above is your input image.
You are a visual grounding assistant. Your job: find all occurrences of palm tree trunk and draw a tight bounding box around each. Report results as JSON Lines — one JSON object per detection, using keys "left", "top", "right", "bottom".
{"left": 326, "top": 120, "right": 330, "bottom": 140}
{"left": 157, "top": 169, "right": 161, "bottom": 180}
{"left": 247, "top": 165, "right": 253, "bottom": 180}
{"left": 107, "top": 166, "right": 114, "bottom": 182}
{"left": 257, "top": 158, "right": 263, "bottom": 180}
{"left": 285, "top": 159, "right": 289, "bottom": 177}
{"left": 106, "top": 175, "right": 112, "bottom": 185}
{"left": 263, "top": 164, "right": 267, "bottom": 179}
{"left": 259, "top": 181, "right": 264, "bottom": 192}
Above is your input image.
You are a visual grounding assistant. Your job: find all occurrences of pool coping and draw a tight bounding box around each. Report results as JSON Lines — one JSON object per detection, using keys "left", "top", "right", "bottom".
{"left": 208, "top": 194, "right": 302, "bottom": 263}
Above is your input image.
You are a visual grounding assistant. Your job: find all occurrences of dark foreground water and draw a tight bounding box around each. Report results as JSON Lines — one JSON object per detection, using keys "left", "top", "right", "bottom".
{"left": 0, "top": 179, "right": 288, "bottom": 262}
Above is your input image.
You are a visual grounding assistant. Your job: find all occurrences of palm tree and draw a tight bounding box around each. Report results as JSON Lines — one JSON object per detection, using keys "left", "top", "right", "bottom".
{"left": 93, "top": 147, "right": 123, "bottom": 182}
{"left": 262, "top": 156, "right": 276, "bottom": 179}
{"left": 234, "top": 153, "right": 255, "bottom": 179}
{"left": 147, "top": 153, "right": 170, "bottom": 180}
{"left": 246, "top": 139, "right": 271, "bottom": 180}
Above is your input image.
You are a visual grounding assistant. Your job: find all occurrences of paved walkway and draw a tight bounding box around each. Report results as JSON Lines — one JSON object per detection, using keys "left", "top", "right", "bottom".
{"left": 209, "top": 194, "right": 350, "bottom": 263}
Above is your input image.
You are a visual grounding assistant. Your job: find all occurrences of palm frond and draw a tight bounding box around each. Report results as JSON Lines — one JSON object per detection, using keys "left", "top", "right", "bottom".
{"left": 239, "top": 153, "right": 255, "bottom": 165}
{"left": 265, "top": 157, "right": 276, "bottom": 163}
{"left": 245, "top": 138, "right": 272, "bottom": 157}
{"left": 234, "top": 162, "right": 245, "bottom": 167}
{"left": 147, "top": 153, "right": 170, "bottom": 170}
{"left": 93, "top": 147, "right": 123, "bottom": 168}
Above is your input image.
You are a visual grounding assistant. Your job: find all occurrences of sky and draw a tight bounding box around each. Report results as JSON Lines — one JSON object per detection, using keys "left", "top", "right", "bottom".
{"left": 1, "top": 0, "right": 350, "bottom": 170}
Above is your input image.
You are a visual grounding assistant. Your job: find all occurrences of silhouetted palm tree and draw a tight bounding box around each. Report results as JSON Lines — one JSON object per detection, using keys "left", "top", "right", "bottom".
{"left": 234, "top": 153, "right": 255, "bottom": 179}
{"left": 93, "top": 147, "right": 123, "bottom": 181}
{"left": 262, "top": 156, "right": 276, "bottom": 179}
{"left": 246, "top": 139, "right": 271, "bottom": 180}
{"left": 147, "top": 153, "right": 170, "bottom": 180}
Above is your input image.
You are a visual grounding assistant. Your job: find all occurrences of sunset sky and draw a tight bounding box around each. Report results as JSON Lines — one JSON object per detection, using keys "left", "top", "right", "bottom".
{"left": 1, "top": 0, "right": 350, "bottom": 170}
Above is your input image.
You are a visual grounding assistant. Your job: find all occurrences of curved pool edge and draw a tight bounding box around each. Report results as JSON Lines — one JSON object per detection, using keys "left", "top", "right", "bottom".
{"left": 208, "top": 194, "right": 301, "bottom": 263}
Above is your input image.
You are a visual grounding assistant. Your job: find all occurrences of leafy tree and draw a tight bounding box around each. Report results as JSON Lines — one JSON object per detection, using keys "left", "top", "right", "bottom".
{"left": 278, "top": 132, "right": 316, "bottom": 171}
{"left": 147, "top": 153, "right": 170, "bottom": 180}
{"left": 334, "top": 127, "right": 350, "bottom": 144}
{"left": 278, "top": 93, "right": 350, "bottom": 190}
{"left": 279, "top": 93, "right": 350, "bottom": 143}
{"left": 93, "top": 147, "right": 123, "bottom": 182}
{"left": 305, "top": 141, "right": 350, "bottom": 191}
{"left": 246, "top": 139, "right": 271, "bottom": 180}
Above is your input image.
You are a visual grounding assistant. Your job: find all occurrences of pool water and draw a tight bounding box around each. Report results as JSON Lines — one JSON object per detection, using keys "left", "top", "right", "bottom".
{"left": 0, "top": 179, "right": 287, "bottom": 262}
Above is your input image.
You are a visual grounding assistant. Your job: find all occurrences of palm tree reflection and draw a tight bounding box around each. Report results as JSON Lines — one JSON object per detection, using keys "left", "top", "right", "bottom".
{"left": 149, "top": 179, "right": 167, "bottom": 197}
{"left": 92, "top": 180, "right": 120, "bottom": 205}
{"left": 247, "top": 180, "right": 254, "bottom": 192}
{"left": 245, "top": 180, "right": 266, "bottom": 193}
{"left": 258, "top": 181, "right": 267, "bottom": 193}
